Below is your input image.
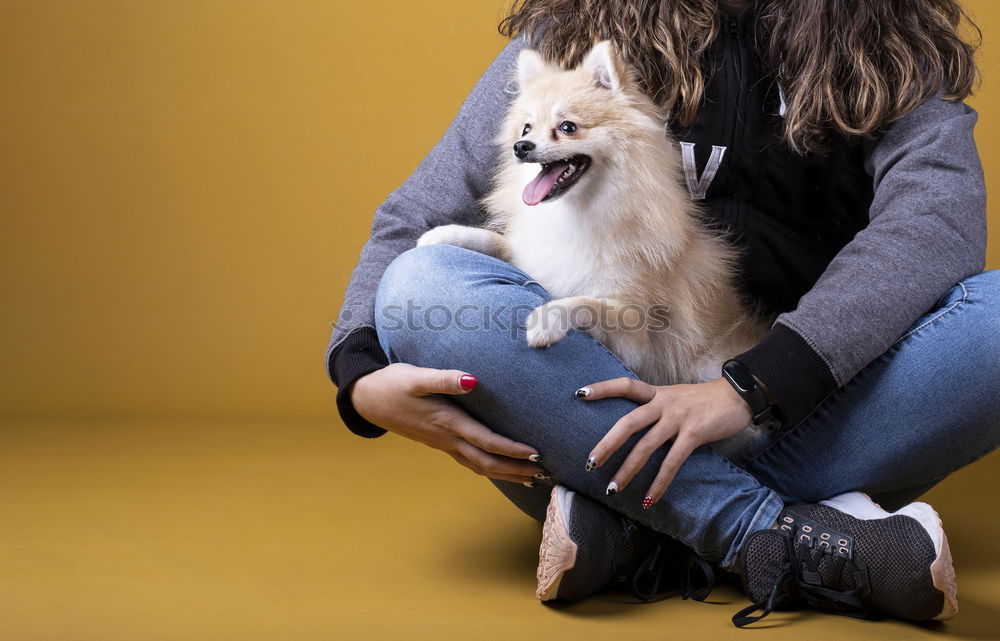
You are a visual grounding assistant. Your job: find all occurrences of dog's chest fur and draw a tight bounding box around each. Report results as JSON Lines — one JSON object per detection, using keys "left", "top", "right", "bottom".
{"left": 504, "top": 204, "right": 625, "bottom": 299}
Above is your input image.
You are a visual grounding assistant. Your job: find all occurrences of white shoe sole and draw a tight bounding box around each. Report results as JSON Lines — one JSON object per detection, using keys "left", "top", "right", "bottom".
{"left": 536, "top": 485, "right": 578, "bottom": 601}
{"left": 820, "top": 491, "right": 958, "bottom": 620}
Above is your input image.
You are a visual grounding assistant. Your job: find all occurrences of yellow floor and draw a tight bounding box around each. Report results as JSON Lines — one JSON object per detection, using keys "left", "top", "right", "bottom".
{"left": 1, "top": 418, "right": 998, "bottom": 641}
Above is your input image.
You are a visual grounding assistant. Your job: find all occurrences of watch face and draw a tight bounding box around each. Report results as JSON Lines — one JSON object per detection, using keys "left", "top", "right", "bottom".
{"left": 723, "top": 361, "right": 755, "bottom": 393}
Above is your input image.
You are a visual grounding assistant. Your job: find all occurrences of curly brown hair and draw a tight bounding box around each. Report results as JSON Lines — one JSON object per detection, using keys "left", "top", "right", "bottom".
{"left": 499, "top": 0, "right": 980, "bottom": 153}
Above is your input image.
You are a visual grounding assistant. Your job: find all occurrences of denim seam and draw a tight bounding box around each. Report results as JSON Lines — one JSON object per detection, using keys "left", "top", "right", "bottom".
{"left": 898, "top": 280, "right": 969, "bottom": 341}
{"left": 693, "top": 452, "right": 787, "bottom": 565}
{"left": 638, "top": 450, "right": 775, "bottom": 564}
{"left": 723, "top": 491, "right": 782, "bottom": 570}
{"left": 587, "top": 337, "right": 636, "bottom": 378}
{"left": 484, "top": 274, "right": 635, "bottom": 378}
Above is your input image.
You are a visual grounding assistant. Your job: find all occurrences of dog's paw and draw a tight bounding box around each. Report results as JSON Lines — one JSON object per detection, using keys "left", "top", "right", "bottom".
{"left": 526, "top": 304, "right": 569, "bottom": 348}
{"left": 417, "top": 225, "right": 475, "bottom": 249}
{"left": 417, "top": 225, "right": 513, "bottom": 260}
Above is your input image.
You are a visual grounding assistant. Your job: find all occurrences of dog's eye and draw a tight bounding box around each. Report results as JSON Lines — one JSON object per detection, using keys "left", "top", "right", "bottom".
{"left": 522, "top": 124, "right": 531, "bottom": 136}
{"left": 559, "top": 121, "right": 578, "bottom": 134}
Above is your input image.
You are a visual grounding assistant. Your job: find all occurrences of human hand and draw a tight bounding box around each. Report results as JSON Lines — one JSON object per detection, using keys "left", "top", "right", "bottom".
{"left": 578, "top": 377, "right": 753, "bottom": 508}
{"left": 350, "top": 363, "right": 545, "bottom": 484}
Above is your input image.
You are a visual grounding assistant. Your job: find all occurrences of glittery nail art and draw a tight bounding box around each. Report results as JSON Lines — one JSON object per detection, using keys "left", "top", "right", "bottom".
{"left": 585, "top": 456, "right": 598, "bottom": 472}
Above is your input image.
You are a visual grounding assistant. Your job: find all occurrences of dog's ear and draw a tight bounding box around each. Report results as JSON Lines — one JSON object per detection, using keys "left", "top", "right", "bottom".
{"left": 517, "top": 49, "right": 546, "bottom": 89}
{"left": 582, "top": 41, "right": 622, "bottom": 93}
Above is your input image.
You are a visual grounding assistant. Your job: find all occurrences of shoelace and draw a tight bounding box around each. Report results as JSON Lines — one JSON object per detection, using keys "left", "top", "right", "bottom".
{"left": 732, "top": 533, "right": 870, "bottom": 627}
{"left": 630, "top": 538, "right": 717, "bottom": 602}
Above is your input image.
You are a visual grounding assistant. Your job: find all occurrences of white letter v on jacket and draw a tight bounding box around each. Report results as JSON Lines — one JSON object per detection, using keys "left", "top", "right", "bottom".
{"left": 680, "top": 142, "right": 727, "bottom": 201}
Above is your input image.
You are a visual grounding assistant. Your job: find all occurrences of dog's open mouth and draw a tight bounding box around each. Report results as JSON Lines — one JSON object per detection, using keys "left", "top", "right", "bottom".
{"left": 522, "top": 155, "right": 591, "bottom": 206}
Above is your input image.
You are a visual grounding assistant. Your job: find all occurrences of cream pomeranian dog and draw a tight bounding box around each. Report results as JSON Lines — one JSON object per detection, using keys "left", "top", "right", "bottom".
{"left": 418, "top": 41, "right": 769, "bottom": 385}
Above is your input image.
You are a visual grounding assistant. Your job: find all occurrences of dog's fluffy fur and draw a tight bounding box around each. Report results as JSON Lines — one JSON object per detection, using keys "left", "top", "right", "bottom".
{"left": 418, "top": 41, "right": 768, "bottom": 385}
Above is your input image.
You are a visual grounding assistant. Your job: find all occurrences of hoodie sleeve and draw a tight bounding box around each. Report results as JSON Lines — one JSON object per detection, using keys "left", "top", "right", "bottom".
{"left": 326, "top": 37, "right": 526, "bottom": 438}
{"left": 733, "top": 95, "right": 987, "bottom": 427}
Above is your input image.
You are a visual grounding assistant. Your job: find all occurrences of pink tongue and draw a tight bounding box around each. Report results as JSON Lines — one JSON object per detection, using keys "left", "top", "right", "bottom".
{"left": 522, "top": 162, "right": 569, "bottom": 206}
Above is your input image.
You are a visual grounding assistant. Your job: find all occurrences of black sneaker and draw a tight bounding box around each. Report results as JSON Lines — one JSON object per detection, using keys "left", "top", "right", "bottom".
{"left": 536, "top": 485, "right": 715, "bottom": 602}
{"left": 734, "top": 491, "right": 958, "bottom": 626}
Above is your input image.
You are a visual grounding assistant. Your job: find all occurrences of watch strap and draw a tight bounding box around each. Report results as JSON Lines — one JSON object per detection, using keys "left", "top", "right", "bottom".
{"left": 722, "top": 359, "right": 783, "bottom": 430}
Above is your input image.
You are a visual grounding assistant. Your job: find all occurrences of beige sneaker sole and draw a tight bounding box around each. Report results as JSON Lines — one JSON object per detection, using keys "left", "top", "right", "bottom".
{"left": 536, "top": 486, "right": 578, "bottom": 601}
{"left": 899, "top": 501, "right": 958, "bottom": 620}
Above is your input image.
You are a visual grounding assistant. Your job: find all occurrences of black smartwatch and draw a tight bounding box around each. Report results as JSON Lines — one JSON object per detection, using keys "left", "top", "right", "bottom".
{"left": 721, "top": 359, "right": 782, "bottom": 430}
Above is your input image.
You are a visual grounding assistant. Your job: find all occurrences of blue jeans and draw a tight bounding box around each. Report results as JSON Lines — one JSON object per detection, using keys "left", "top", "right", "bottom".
{"left": 374, "top": 245, "right": 1000, "bottom": 570}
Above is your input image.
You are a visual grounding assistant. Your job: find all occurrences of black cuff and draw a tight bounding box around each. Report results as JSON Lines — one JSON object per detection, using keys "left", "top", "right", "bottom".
{"left": 733, "top": 323, "right": 838, "bottom": 428}
{"left": 329, "top": 327, "right": 390, "bottom": 439}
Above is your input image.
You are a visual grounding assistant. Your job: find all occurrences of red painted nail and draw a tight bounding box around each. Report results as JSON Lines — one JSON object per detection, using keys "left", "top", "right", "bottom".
{"left": 642, "top": 495, "right": 655, "bottom": 510}
{"left": 459, "top": 374, "right": 478, "bottom": 391}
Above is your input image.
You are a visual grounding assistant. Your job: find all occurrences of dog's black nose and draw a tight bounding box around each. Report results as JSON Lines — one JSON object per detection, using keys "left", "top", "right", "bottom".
{"left": 513, "top": 140, "right": 535, "bottom": 159}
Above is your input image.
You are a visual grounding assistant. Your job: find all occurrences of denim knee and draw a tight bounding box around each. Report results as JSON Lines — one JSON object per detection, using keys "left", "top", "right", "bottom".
{"left": 962, "top": 267, "right": 1000, "bottom": 292}
{"left": 930, "top": 269, "right": 1000, "bottom": 420}
{"left": 960, "top": 268, "right": 1000, "bottom": 362}
{"left": 377, "top": 244, "right": 455, "bottom": 313}
{"left": 956, "top": 269, "right": 1000, "bottom": 328}
{"left": 375, "top": 245, "right": 451, "bottom": 355}
{"left": 376, "top": 244, "right": 535, "bottom": 361}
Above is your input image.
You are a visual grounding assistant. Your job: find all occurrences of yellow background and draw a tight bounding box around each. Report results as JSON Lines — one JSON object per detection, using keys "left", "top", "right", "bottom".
{"left": 0, "top": 1, "right": 998, "bottom": 640}
{"left": 0, "top": 1, "right": 998, "bottom": 418}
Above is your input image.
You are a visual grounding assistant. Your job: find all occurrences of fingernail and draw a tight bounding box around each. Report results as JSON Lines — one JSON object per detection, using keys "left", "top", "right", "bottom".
{"left": 642, "top": 495, "right": 654, "bottom": 510}
{"left": 459, "top": 374, "right": 478, "bottom": 391}
{"left": 585, "top": 456, "right": 597, "bottom": 472}
{"left": 574, "top": 387, "right": 591, "bottom": 398}
{"left": 606, "top": 481, "right": 619, "bottom": 496}
{"left": 534, "top": 473, "right": 550, "bottom": 481}
{"left": 523, "top": 481, "right": 535, "bottom": 488}
{"left": 528, "top": 453, "right": 542, "bottom": 463}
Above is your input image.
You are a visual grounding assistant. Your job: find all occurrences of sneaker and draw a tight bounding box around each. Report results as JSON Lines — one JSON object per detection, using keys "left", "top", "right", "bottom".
{"left": 536, "top": 484, "right": 715, "bottom": 602}
{"left": 733, "top": 491, "right": 958, "bottom": 626}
